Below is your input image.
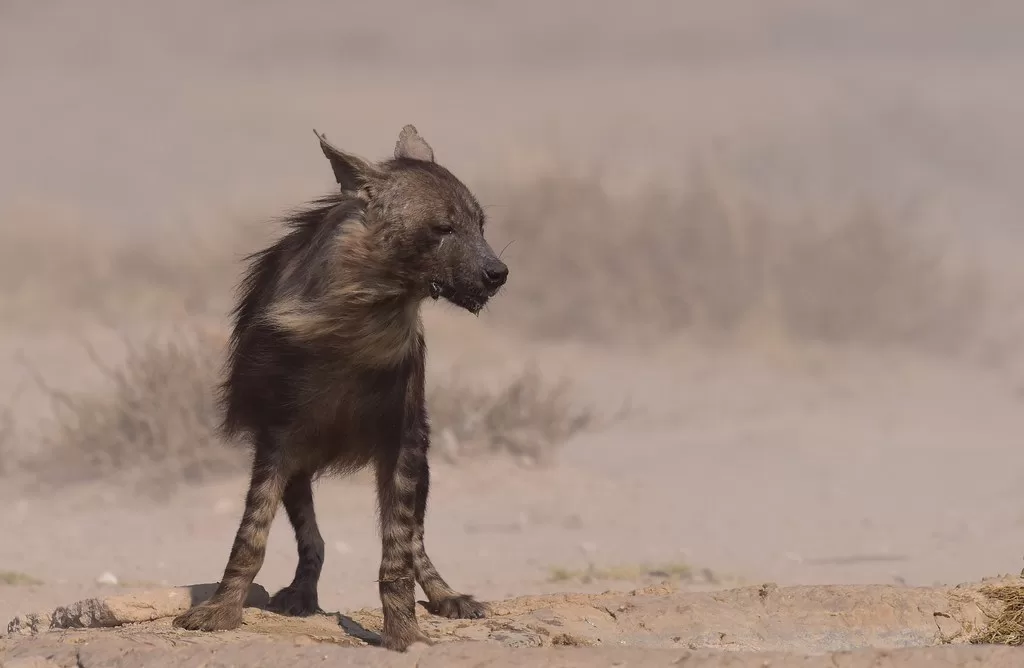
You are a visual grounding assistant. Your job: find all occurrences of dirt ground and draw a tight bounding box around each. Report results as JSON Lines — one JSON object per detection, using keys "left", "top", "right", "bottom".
{"left": 4, "top": 1, "right": 1024, "bottom": 666}
{"left": 4, "top": 578, "right": 1024, "bottom": 666}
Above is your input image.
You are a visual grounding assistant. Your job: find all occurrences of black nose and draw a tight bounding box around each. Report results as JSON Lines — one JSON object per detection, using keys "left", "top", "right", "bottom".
{"left": 483, "top": 261, "right": 509, "bottom": 289}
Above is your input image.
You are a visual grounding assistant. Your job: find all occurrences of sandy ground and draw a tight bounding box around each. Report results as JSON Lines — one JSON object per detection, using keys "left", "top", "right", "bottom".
{"left": 4, "top": 321, "right": 1024, "bottom": 612}
{"left": 4, "top": 324, "right": 1024, "bottom": 665}
{"left": 4, "top": 1, "right": 1024, "bottom": 666}
{"left": 4, "top": 578, "right": 1024, "bottom": 666}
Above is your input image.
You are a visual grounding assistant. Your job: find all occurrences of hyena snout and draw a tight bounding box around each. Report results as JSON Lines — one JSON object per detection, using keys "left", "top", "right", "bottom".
{"left": 440, "top": 250, "right": 507, "bottom": 314}
{"left": 481, "top": 257, "right": 509, "bottom": 293}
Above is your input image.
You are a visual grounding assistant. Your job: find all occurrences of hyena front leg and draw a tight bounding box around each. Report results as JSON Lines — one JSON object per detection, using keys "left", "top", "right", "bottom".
{"left": 173, "top": 452, "right": 287, "bottom": 631}
{"left": 375, "top": 445, "right": 432, "bottom": 651}
{"left": 267, "top": 472, "right": 325, "bottom": 617}
{"left": 411, "top": 455, "right": 488, "bottom": 619}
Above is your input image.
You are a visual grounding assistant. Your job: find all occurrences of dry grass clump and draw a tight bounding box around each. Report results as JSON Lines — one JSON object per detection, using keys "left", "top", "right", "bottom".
{"left": 0, "top": 570, "right": 44, "bottom": 587}
{"left": 23, "top": 330, "right": 245, "bottom": 494}
{"left": 427, "top": 365, "right": 593, "bottom": 467}
{"left": 20, "top": 334, "right": 591, "bottom": 491}
{"left": 547, "top": 561, "right": 704, "bottom": 585}
{"left": 480, "top": 166, "right": 987, "bottom": 351}
{"left": 969, "top": 584, "right": 1024, "bottom": 646}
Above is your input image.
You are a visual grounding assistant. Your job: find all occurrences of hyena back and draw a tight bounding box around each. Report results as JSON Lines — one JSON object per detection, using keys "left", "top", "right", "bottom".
{"left": 171, "top": 125, "right": 508, "bottom": 651}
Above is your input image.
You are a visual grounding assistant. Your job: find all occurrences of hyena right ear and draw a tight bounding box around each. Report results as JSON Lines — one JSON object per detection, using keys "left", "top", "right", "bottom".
{"left": 313, "top": 129, "right": 382, "bottom": 194}
{"left": 394, "top": 124, "right": 435, "bottom": 163}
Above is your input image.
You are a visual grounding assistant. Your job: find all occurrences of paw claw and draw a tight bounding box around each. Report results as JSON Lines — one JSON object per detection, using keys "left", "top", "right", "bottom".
{"left": 420, "top": 594, "right": 489, "bottom": 620}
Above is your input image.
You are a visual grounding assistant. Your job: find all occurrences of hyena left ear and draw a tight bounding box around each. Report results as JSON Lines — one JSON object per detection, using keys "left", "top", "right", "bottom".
{"left": 394, "top": 124, "right": 435, "bottom": 163}
{"left": 314, "top": 129, "right": 383, "bottom": 193}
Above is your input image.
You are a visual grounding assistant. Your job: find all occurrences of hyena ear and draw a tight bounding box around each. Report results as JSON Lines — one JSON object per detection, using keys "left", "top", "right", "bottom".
{"left": 394, "top": 124, "right": 435, "bottom": 163}
{"left": 314, "top": 129, "right": 382, "bottom": 193}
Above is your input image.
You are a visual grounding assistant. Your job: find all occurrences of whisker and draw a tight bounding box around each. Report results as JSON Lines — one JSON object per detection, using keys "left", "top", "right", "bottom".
{"left": 498, "top": 239, "right": 515, "bottom": 260}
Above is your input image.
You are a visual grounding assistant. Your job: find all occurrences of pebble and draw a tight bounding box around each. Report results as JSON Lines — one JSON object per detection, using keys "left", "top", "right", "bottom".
{"left": 96, "top": 571, "right": 119, "bottom": 586}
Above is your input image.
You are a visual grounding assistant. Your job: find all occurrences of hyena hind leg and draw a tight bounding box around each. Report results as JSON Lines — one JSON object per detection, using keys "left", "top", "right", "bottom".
{"left": 267, "top": 472, "right": 325, "bottom": 617}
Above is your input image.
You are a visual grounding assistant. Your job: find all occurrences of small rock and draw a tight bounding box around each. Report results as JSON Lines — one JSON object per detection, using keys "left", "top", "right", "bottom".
{"left": 758, "top": 582, "right": 779, "bottom": 602}
{"left": 96, "top": 571, "right": 119, "bottom": 586}
{"left": 934, "top": 610, "right": 964, "bottom": 641}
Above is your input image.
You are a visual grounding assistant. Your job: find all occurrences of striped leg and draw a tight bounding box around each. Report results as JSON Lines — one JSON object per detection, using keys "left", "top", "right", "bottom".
{"left": 267, "top": 473, "right": 324, "bottom": 616}
{"left": 412, "top": 456, "right": 488, "bottom": 619}
{"left": 375, "top": 445, "right": 431, "bottom": 651}
{"left": 173, "top": 453, "right": 287, "bottom": 631}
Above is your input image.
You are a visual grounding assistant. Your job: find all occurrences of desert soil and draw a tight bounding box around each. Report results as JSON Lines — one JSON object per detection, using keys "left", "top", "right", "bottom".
{"left": 4, "top": 1, "right": 1024, "bottom": 666}
{"left": 3, "top": 577, "right": 1024, "bottom": 666}
{"left": 4, "top": 324, "right": 1024, "bottom": 666}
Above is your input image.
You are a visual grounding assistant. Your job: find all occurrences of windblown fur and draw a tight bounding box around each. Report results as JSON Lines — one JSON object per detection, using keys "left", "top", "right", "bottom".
{"left": 172, "top": 125, "right": 508, "bottom": 651}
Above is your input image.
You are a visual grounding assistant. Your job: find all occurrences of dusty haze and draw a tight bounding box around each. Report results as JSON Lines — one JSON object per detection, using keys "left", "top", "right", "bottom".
{"left": 2, "top": 2, "right": 1024, "bottom": 666}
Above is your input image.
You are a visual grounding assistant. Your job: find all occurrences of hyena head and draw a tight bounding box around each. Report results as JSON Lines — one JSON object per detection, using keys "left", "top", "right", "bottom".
{"left": 315, "top": 125, "right": 508, "bottom": 314}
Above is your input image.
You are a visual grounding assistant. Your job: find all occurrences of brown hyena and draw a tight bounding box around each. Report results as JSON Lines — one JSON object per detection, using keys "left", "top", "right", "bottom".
{"left": 171, "top": 125, "right": 508, "bottom": 651}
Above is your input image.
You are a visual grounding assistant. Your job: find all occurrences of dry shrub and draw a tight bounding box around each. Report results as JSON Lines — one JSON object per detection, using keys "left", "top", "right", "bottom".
{"left": 774, "top": 207, "right": 985, "bottom": 349}
{"left": 479, "top": 166, "right": 987, "bottom": 351}
{"left": 22, "top": 334, "right": 591, "bottom": 490}
{"left": 0, "top": 571, "right": 44, "bottom": 587}
{"left": 24, "top": 330, "right": 245, "bottom": 494}
{"left": 427, "top": 365, "right": 593, "bottom": 467}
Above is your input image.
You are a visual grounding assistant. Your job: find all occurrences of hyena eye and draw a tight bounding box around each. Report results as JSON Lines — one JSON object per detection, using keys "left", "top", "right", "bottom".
{"left": 433, "top": 223, "right": 454, "bottom": 236}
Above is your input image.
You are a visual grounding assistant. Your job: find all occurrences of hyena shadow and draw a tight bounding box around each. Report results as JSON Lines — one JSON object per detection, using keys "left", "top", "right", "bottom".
{"left": 184, "top": 582, "right": 269, "bottom": 609}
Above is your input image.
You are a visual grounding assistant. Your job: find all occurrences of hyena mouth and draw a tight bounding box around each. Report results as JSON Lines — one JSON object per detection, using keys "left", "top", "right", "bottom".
{"left": 430, "top": 281, "right": 487, "bottom": 315}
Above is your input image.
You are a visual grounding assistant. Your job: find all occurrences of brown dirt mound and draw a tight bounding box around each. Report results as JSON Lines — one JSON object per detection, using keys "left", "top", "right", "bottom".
{"left": 4, "top": 580, "right": 1024, "bottom": 667}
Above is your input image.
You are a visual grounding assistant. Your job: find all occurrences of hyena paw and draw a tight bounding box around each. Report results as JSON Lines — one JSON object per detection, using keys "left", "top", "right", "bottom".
{"left": 267, "top": 585, "right": 320, "bottom": 617}
{"left": 172, "top": 602, "right": 243, "bottom": 631}
{"left": 421, "top": 594, "right": 488, "bottom": 619}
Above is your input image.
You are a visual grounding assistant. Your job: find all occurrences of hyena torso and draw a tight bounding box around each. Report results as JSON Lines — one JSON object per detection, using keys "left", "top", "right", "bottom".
{"left": 172, "top": 125, "right": 508, "bottom": 652}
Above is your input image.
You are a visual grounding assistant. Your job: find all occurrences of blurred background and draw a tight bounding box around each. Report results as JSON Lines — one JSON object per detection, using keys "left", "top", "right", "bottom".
{"left": 2, "top": 0, "right": 1024, "bottom": 628}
